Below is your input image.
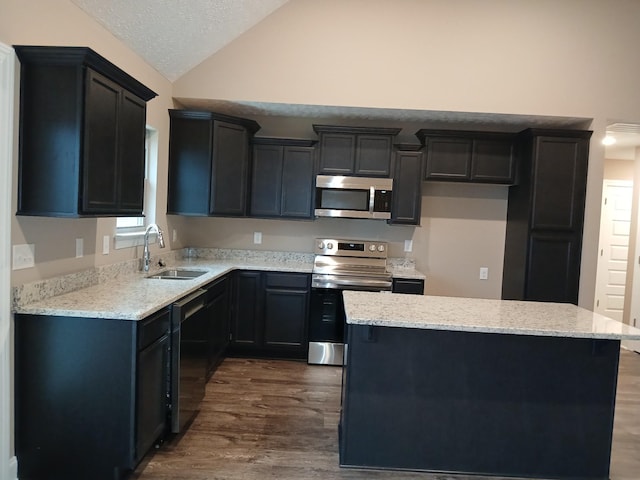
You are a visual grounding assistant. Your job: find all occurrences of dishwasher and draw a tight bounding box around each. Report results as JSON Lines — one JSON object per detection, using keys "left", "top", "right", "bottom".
{"left": 170, "top": 289, "right": 209, "bottom": 433}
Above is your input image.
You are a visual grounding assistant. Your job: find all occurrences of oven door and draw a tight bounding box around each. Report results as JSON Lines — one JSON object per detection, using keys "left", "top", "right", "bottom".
{"left": 308, "top": 288, "right": 345, "bottom": 366}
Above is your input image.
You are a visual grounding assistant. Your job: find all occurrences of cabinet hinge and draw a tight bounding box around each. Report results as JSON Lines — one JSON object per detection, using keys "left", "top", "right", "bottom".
{"left": 604, "top": 197, "right": 608, "bottom": 206}
{"left": 596, "top": 299, "right": 600, "bottom": 307}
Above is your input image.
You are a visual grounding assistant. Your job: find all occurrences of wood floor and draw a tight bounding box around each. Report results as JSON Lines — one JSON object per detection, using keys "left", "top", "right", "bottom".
{"left": 134, "top": 349, "right": 640, "bottom": 480}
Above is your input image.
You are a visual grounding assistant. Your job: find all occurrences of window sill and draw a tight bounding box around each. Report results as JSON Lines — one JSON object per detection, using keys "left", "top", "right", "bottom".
{"left": 114, "top": 230, "right": 159, "bottom": 250}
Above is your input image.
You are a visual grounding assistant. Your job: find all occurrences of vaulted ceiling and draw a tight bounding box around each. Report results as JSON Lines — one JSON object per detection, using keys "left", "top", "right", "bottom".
{"left": 71, "top": 0, "right": 290, "bottom": 82}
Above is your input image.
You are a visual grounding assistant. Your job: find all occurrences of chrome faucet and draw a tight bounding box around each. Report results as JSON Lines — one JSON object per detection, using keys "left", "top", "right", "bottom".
{"left": 143, "top": 223, "right": 165, "bottom": 272}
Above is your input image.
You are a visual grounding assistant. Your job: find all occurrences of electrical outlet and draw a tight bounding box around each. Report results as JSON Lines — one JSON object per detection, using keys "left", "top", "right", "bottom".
{"left": 102, "top": 235, "right": 110, "bottom": 255}
{"left": 479, "top": 267, "right": 489, "bottom": 280}
{"left": 404, "top": 240, "right": 413, "bottom": 252}
{"left": 254, "top": 232, "right": 262, "bottom": 244}
{"left": 172, "top": 229, "right": 177, "bottom": 242}
{"left": 12, "top": 244, "right": 35, "bottom": 270}
{"left": 76, "top": 238, "right": 83, "bottom": 258}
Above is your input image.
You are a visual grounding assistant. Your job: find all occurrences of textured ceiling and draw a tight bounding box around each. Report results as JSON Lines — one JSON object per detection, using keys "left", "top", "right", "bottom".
{"left": 71, "top": 0, "right": 290, "bottom": 81}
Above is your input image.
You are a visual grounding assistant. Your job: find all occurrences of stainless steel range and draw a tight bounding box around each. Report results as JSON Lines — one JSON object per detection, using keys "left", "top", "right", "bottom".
{"left": 308, "top": 238, "right": 392, "bottom": 365}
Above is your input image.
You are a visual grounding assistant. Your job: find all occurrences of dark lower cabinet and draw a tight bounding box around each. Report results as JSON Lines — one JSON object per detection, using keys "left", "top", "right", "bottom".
{"left": 15, "top": 308, "right": 171, "bottom": 480}
{"left": 136, "top": 313, "right": 171, "bottom": 463}
{"left": 392, "top": 278, "right": 425, "bottom": 295}
{"left": 230, "top": 271, "right": 309, "bottom": 358}
{"left": 203, "top": 275, "right": 231, "bottom": 378}
{"left": 502, "top": 129, "right": 592, "bottom": 304}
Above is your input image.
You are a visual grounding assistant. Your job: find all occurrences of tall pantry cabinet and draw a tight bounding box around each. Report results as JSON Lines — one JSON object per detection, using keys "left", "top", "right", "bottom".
{"left": 502, "top": 129, "right": 592, "bottom": 304}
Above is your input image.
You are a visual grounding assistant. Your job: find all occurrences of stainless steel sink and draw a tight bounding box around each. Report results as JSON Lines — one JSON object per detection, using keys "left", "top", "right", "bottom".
{"left": 146, "top": 269, "right": 206, "bottom": 280}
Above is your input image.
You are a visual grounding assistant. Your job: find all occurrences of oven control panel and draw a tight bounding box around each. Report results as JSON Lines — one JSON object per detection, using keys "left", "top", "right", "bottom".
{"left": 315, "top": 238, "right": 388, "bottom": 258}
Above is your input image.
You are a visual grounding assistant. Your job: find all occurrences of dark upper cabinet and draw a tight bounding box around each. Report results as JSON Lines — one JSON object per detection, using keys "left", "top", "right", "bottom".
{"left": 14, "top": 46, "right": 156, "bottom": 217}
{"left": 502, "top": 129, "right": 592, "bottom": 304}
{"left": 314, "top": 125, "right": 401, "bottom": 177}
{"left": 416, "top": 130, "right": 517, "bottom": 185}
{"left": 250, "top": 138, "right": 316, "bottom": 219}
{"left": 211, "top": 121, "right": 249, "bottom": 216}
{"left": 390, "top": 147, "right": 423, "bottom": 225}
{"left": 167, "top": 110, "right": 260, "bottom": 216}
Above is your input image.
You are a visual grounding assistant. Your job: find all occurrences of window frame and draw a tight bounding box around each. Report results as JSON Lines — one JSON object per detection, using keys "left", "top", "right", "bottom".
{"left": 114, "top": 126, "right": 158, "bottom": 249}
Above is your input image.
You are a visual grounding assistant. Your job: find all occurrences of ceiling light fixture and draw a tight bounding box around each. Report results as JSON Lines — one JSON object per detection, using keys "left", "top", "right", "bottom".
{"left": 602, "top": 135, "right": 617, "bottom": 146}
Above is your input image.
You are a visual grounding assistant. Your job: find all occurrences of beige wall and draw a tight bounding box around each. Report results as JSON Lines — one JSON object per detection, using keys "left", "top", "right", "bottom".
{"left": 174, "top": 0, "right": 640, "bottom": 308}
{"left": 604, "top": 158, "right": 635, "bottom": 182}
{"left": 1, "top": 0, "right": 176, "bottom": 286}
{"left": 183, "top": 182, "right": 507, "bottom": 299}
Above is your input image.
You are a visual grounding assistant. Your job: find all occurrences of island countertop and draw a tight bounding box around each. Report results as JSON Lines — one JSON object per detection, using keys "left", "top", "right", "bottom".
{"left": 343, "top": 290, "right": 640, "bottom": 340}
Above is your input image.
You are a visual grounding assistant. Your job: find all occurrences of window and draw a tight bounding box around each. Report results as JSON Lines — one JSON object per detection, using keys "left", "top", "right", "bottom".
{"left": 114, "top": 126, "right": 158, "bottom": 249}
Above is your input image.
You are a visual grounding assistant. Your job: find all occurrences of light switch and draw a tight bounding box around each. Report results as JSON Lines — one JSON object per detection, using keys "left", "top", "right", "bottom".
{"left": 479, "top": 267, "right": 488, "bottom": 280}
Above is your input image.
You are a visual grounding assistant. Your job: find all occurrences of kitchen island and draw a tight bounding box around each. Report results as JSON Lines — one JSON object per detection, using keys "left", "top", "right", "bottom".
{"left": 340, "top": 291, "right": 640, "bottom": 480}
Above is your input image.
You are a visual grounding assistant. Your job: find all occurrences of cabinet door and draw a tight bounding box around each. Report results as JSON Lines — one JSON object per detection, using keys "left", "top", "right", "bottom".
{"left": 250, "top": 144, "right": 284, "bottom": 217}
{"left": 136, "top": 333, "right": 169, "bottom": 462}
{"left": 231, "top": 271, "right": 262, "bottom": 347}
{"left": 210, "top": 121, "right": 249, "bottom": 216}
{"left": 424, "top": 137, "right": 472, "bottom": 181}
{"left": 526, "top": 232, "right": 581, "bottom": 303}
{"left": 531, "top": 136, "right": 588, "bottom": 231}
{"left": 204, "top": 276, "right": 231, "bottom": 376}
{"left": 392, "top": 278, "right": 424, "bottom": 295}
{"left": 355, "top": 135, "right": 393, "bottom": 177}
{"left": 83, "top": 69, "right": 119, "bottom": 213}
{"left": 391, "top": 151, "right": 423, "bottom": 225}
{"left": 167, "top": 116, "right": 213, "bottom": 215}
{"left": 118, "top": 91, "right": 147, "bottom": 213}
{"left": 318, "top": 133, "right": 356, "bottom": 174}
{"left": 471, "top": 138, "right": 515, "bottom": 184}
{"left": 263, "top": 288, "right": 308, "bottom": 351}
{"left": 281, "top": 146, "right": 315, "bottom": 218}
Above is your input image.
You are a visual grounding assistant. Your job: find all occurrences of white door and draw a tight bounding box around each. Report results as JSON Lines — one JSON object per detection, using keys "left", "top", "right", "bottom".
{"left": 594, "top": 180, "right": 633, "bottom": 321}
{"left": 0, "top": 43, "right": 15, "bottom": 480}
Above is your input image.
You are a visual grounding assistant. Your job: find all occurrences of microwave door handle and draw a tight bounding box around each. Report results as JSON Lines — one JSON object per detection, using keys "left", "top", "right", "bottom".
{"left": 369, "top": 186, "right": 375, "bottom": 213}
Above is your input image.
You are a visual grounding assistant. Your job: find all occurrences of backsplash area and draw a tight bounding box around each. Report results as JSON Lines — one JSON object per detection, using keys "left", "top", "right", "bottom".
{"left": 12, "top": 247, "right": 417, "bottom": 310}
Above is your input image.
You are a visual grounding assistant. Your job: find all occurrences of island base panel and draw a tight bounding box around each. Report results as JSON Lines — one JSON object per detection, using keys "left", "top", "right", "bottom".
{"left": 340, "top": 325, "right": 619, "bottom": 480}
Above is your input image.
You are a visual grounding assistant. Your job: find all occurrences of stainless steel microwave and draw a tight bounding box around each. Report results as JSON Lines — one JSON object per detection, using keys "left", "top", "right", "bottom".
{"left": 315, "top": 175, "right": 393, "bottom": 220}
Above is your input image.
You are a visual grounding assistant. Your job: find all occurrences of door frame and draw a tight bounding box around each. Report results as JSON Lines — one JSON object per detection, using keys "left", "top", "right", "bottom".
{"left": 0, "top": 42, "right": 16, "bottom": 480}
{"left": 594, "top": 179, "right": 633, "bottom": 320}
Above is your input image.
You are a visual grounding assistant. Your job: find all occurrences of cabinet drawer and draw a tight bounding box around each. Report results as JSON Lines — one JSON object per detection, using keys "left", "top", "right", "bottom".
{"left": 204, "top": 276, "right": 229, "bottom": 303}
{"left": 138, "top": 308, "right": 171, "bottom": 351}
{"left": 265, "top": 272, "right": 309, "bottom": 289}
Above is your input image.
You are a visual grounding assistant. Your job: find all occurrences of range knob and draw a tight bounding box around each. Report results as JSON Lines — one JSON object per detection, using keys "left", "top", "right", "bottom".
{"left": 317, "top": 241, "right": 325, "bottom": 249}
{"left": 326, "top": 242, "right": 334, "bottom": 250}
{"left": 378, "top": 245, "right": 385, "bottom": 252}
{"left": 369, "top": 244, "right": 377, "bottom": 252}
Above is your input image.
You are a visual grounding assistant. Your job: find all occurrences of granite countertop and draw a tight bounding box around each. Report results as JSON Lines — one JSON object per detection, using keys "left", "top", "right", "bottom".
{"left": 343, "top": 291, "right": 640, "bottom": 340}
{"left": 13, "top": 251, "right": 427, "bottom": 321}
{"left": 13, "top": 258, "right": 313, "bottom": 321}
